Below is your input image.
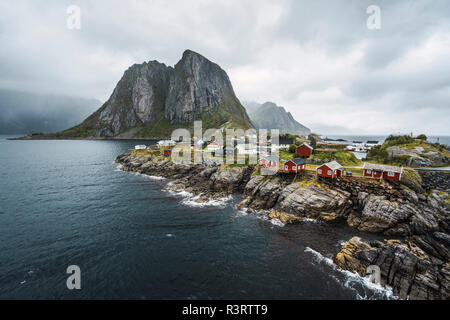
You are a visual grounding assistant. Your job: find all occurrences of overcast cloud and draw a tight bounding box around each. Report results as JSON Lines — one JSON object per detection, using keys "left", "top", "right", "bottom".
{"left": 1, "top": 0, "right": 449, "bottom": 135}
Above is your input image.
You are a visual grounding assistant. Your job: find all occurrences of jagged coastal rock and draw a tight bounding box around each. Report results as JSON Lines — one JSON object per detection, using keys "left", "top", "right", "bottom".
{"left": 116, "top": 150, "right": 450, "bottom": 300}
{"left": 49, "top": 50, "right": 253, "bottom": 139}
{"left": 334, "top": 236, "right": 450, "bottom": 300}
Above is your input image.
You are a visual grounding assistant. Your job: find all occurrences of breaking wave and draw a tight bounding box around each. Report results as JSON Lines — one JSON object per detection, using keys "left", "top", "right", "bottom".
{"left": 233, "top": 208, "right": 285, "bottom": 227}
{"left": 164, "top": 183, "right": 231, "bottom": 208}
{"left": 270, "top": 218, "right": 285, "bottom": 227}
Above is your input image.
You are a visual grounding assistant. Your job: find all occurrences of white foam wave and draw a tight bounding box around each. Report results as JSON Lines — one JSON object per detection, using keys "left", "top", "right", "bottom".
{"left": 304, "top": 247, "right": 334, "bottom": 266}
{"left": 164, "top": 184, "right": 231, "bottom": 208}
{"left": 235, "top": 208, "right": 248, "bottom": 217}
{"left": 233, "top": 208, "right": 284, "bottom": 226}
{"left": 270, "top": 218, "right": 285, "bottom": 227}
{"left": 181, "top": 194, "right": 232, "bottom": 208}
{"left": 115, "top": 164, "right": 123, "bottom": 171}
{"left": 304, "top": 247, "right": 397, "bottom": 300}
{"left": 143, "top": 175, "right": 166, "bottom": 180}
{"left": 302, "top": 218, "right": 319, "bottom": 223}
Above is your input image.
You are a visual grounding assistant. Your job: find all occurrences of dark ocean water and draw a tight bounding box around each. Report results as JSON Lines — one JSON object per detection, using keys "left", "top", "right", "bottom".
{"left": 0, "top": 135, "right": 394, "bottom": 300}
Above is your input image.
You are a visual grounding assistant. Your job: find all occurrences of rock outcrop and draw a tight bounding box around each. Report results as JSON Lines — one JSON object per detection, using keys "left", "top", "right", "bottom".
{"left": 116, "top": 151, "right": 254, "bottom": 202}
{"left": 334, "top": 236, "right": 450, "bottom": 300}
{"left": 58, "top": 50, "right": 253, "bottom": 139}
{"left": 239, "top": 175, "right": 449, "bottom": 237}
{"left": 419, "top": 171, "right": 450, "bottom": 192}
{"left": 386, "top": 145, "right": 449, "bottom": 167}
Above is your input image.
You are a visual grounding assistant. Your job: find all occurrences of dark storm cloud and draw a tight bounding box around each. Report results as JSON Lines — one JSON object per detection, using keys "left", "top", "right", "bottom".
{"left": 0, "top": 0, "right": 449, "bottom": 134}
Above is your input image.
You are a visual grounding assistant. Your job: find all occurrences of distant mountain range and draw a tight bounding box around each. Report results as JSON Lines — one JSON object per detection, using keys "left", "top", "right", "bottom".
{"left": 243, "top": 101, "right": 311, "bottom": 136}
{"left": 46, "top": 50, "right": 253, "bottom": 139}
{"left": 0, "top": 89, "right": 101, "bottom": 134}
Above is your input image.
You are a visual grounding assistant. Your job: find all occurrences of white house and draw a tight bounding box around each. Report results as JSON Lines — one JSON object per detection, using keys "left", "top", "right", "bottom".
{"left": 157, "top": 140, "right": 176, "bottom": 147}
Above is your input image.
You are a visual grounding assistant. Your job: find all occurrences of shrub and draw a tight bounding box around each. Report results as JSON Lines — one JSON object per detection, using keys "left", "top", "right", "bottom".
{"left": 308, "top": 134, "right": 317, "bottom": 149}
{"left": 288, "top": 144, "right": 297, "bottom": 153}
{"left": 384, "top": 135, "right": 415, "bottom": 146}
{"left": 416, "top": 134, "right": 427, "bottom": 141}
{"left": 366, "top": 145, "right": 389, "bottom": 163}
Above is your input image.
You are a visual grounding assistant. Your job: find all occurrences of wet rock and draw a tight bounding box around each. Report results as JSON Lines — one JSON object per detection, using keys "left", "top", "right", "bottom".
{"left": 334, "top": 237, "right": 450, "bottom": 300}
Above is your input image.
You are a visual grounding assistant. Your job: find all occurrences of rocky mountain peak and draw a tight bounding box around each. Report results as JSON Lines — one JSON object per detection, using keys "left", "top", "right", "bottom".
{"left": 59, "top": 50, "right": 252, "bottom": 139}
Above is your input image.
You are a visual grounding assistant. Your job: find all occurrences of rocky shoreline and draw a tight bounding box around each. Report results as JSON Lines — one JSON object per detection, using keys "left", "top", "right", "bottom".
{"left": 116, "top": 150, "right": 450, "bottom": 300}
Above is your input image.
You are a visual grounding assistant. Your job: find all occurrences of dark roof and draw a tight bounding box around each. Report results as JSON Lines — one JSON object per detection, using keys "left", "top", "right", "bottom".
{"left": 278, "top": 138, "right": 294, "bottom": 145}
{"left": 287, "top": 158, "right": 306, "bottom": 165}
{"left": 366, "top": 141, "right": 379, "bottom": 144}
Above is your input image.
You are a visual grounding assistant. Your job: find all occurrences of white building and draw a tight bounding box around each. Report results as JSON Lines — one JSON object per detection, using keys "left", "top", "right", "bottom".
{"left": 157, "top": 140, "right": 176, "bottom": 147}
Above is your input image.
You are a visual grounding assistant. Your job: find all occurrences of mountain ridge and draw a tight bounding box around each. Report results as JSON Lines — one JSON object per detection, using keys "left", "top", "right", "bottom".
{"left": 54, "top": 50, "right": 253, "bottom": 139}
{"left": 244, "top": 101, "right": 311, "bottom": 136}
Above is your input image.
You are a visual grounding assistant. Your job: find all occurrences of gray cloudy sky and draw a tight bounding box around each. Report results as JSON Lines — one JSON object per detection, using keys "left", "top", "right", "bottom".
{"left": 1, "top": 0, "right": 449, "bottom": 135}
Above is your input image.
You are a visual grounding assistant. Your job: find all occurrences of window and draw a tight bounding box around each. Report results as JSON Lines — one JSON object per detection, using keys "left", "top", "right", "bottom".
{"left": 318, "top": 169, "right": 322, "bottom": 174}
{"left": 285, "top": 165, "right": 288, "bottom": 170}
{"left": 367, "top": 170, "right": 372, "bottom": 174}
{"left": 387, "top": 171, "right": 395, "bottom": 177}
{"left": 328, "top": 170, "right": 332, "bottom": 175}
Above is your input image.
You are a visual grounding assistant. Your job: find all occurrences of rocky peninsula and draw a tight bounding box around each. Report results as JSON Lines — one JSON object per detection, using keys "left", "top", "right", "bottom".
{"left": 116, "top": 149, "right": 450, "bottom": 300}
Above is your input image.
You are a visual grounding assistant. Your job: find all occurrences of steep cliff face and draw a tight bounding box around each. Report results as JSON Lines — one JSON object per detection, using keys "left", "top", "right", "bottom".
{"left": 245, "top": 101, "right": 311, "bottom": 136}
{"left": 165, "top": 50, "right": 247, "bottom": 125}
{"left": 60, "top": 50, "right": 252, "bottom": 138}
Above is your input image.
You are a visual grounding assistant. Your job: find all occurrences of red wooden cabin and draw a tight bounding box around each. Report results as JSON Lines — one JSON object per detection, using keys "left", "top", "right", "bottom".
{"left": 296, "top": 143, "right": 313, "bottom": 158}
{"left": 283, "top": 158, "right": 306, "bottom": 173}
{"left": 316, "top": 161, "right": 344, "bottom": 178}
{"left": 363, "top": 163, "right": 403, "bottom": 181}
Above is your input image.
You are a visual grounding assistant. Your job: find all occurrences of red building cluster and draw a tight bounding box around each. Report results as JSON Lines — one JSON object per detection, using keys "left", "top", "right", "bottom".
{"left": 256, "top": 150, "right": 403, "bottom": 182}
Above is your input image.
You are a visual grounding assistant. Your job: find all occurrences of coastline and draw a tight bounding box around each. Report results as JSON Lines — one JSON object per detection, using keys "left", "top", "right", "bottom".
{"left": 115, "top": 149, "right": 450, "bottom": 300}
{"left": 7, "top": 135, "right": 169, "bottom": 141}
